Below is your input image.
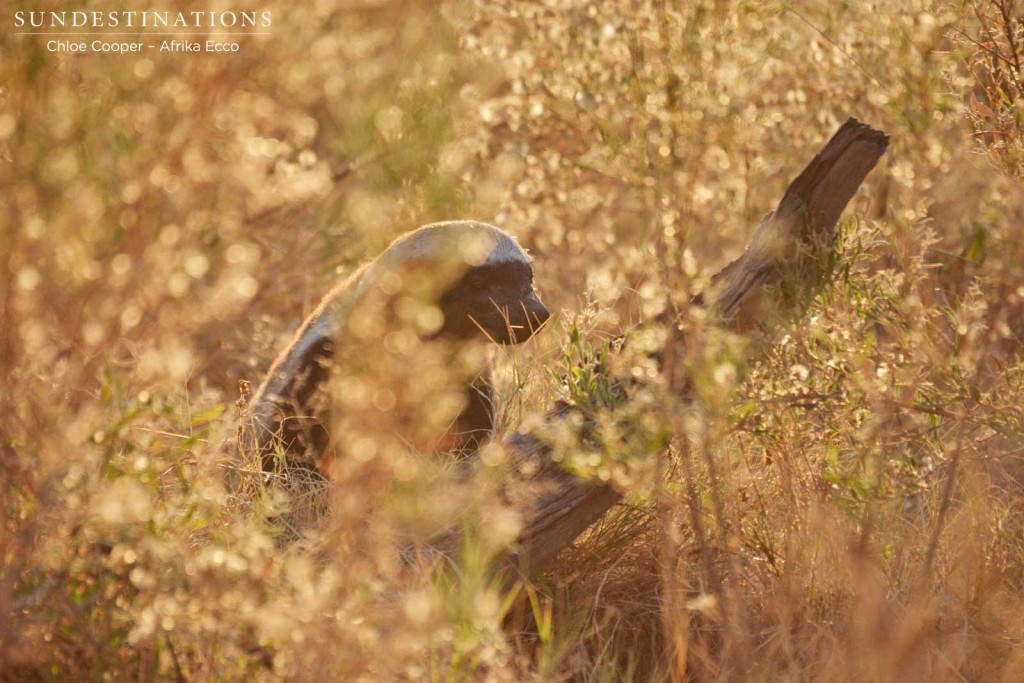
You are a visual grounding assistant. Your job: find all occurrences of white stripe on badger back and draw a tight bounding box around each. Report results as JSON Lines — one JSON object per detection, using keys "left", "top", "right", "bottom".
{"left": 484, "top": 228, "right": 529, "bottom": 265}
{"left": 249, "top": 266, "right": 366, "bottom": 414}
{"left": 380, "top": 221, "right": 529, "bottom": 269}
{"left": 251, "top": 312, "right": 333, "bottom": 419}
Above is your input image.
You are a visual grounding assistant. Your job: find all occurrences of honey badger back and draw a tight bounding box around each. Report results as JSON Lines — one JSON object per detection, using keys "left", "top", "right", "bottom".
{"left": 237, "top": 221, "right": 550, "bottom": 475}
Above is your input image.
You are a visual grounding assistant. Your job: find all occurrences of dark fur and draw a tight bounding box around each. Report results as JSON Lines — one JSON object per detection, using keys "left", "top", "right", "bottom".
{"left": 235, "top": 224, "right": 549, "bottom": 476}
{"left": 438, "top": 260, "right": 548, "bottom": 344}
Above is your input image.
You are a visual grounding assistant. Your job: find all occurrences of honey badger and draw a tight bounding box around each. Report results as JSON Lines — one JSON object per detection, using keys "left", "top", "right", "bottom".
{"left": 237, "top": 221, "right": 550, "bottom": 476}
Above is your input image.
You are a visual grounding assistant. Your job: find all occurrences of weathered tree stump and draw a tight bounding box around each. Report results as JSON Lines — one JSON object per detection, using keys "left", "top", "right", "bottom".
{"left": 500, "top": 118, "right": 889, "bottom": 573}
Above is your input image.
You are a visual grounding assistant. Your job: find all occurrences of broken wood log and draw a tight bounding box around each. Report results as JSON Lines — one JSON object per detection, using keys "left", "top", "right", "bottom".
{"left": 501, "top": 118, "right": 889, "bottom": 573}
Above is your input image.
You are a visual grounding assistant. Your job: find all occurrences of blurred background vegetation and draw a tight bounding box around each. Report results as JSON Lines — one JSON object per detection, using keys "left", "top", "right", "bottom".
{"left": 2, "top": 0, "right": 1024, "bottom": 680}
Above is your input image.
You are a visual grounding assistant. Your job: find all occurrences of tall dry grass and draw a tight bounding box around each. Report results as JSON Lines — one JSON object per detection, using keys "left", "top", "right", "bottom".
{"left": 2, "top": 0, "right": 1024, "bottom": 680}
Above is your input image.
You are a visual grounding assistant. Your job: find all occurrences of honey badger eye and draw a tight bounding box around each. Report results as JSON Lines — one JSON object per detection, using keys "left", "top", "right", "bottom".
{"left": 467, "top": 273, "right": 488, "bottom": 288}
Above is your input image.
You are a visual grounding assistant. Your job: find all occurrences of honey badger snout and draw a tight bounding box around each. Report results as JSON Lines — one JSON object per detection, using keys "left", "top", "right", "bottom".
{"left": 524, "top": 289, "right": 550, "bottom": 324}
{"left": 496, "top": 288, "right": 549, "bottom": 344}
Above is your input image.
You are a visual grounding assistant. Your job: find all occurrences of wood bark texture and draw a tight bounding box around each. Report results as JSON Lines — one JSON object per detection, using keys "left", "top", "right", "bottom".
{"left": 501, "top": 118, "right": 889, "bottom": 573}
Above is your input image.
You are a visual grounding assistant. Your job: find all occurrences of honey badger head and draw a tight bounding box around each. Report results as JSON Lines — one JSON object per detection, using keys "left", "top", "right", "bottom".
{"left": 372, "top": 221, "right": 550, "bottom": 344}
